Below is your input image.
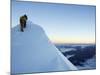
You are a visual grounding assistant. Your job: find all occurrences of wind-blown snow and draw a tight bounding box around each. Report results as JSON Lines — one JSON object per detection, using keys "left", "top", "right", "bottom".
{"left": 11, "top": 21, "right": 77, "bottom": 74}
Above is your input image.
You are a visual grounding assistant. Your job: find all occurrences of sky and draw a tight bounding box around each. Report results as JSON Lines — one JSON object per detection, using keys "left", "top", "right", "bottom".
{"left": 11, "top": 0, "right": 96, "bottom": 44}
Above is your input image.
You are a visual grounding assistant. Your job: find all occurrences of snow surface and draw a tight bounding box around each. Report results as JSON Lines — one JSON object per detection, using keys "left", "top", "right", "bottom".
{"left": 60, "top": 48, "right": 76, "bottom": 53}
{"left": 11, "top": 21, "right": 77, "bottom": 74}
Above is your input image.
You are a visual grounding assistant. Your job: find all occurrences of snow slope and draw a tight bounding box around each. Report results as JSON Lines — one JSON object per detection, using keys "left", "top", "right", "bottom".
{"left": 11, "top": 21, "right": 77, "bottom": 74}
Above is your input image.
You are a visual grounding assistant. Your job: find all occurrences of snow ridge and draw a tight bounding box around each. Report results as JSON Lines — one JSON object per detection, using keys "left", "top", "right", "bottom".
{"left": 11, "top": 21, "right": 77, "bottom": 74}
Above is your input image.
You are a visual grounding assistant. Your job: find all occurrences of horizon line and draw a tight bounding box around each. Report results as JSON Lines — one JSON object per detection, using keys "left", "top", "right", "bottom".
{"left": 53, "top": 42, "right": 96, "bottom": 45}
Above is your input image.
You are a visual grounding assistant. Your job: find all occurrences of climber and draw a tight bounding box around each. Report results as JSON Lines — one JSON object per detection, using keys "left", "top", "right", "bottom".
{"left": 20, "top": 14, "right": 28, "bottom": 32}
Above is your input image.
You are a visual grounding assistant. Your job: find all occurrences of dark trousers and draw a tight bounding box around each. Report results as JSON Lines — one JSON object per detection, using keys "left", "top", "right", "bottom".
{"left": 20, "top": 20, "right": 26, "bottom": 32}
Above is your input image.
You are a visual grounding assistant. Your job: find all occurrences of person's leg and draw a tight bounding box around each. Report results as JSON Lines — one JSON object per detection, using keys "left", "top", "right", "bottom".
{"left": 20, "top": 19, "right": 25, "bottom": 32}
{"left": 20, "top": 21, "right": 24, "bottom": 32}
{"left": 24, "top": 21, "right": 26, "bottom": 28}
{"left": 20, "top": 24, "right": 24, "bottom": 32}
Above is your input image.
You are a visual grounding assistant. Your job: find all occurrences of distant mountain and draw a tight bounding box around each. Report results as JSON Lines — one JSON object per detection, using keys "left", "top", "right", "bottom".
{"left": 55, "top": 44, "right": 96, "bottom": 70}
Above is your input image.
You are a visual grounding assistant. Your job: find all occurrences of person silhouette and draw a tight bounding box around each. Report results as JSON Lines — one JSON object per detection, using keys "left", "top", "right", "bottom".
{"left": 20, "top": 14, "right": 28, "bottom": 32}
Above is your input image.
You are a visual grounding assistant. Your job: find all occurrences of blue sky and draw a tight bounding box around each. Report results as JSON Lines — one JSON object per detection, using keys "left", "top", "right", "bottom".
{"left": 11, "top": 1, "right": 96, "bottom": 44}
